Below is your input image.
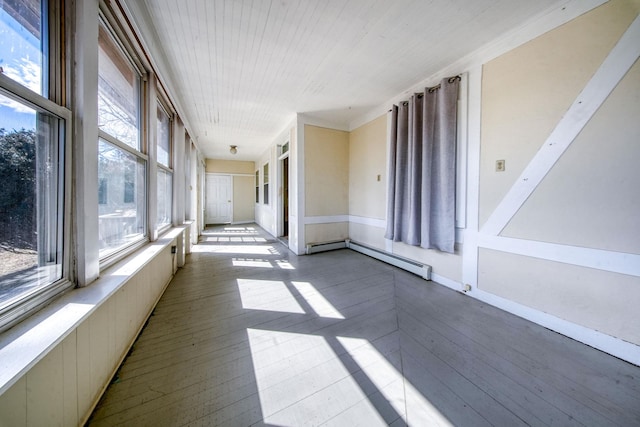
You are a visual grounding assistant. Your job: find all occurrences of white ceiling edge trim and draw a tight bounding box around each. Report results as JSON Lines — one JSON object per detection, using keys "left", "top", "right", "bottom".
{"left": 349, "top": 0, "right": 607, "bottom": 131}
{"left": 118, "top": 0, "right": 202, "bottom": 155}
{"left": 298, "top": 113, "right": 350, "bottom": 132}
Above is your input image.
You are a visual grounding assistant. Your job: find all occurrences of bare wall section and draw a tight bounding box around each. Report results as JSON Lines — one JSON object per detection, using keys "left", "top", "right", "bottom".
{"left": 478, "top": 0, "right": 640, "bottom": 345}
{"left": 348, "top": 115, "right": 387, "bottom": 220}
{"left": 304, "top": 125, "right": 349, "bottom": 244}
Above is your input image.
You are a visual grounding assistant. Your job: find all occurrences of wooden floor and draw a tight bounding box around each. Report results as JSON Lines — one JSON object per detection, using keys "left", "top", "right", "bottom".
{"left": 88, "top": 225, "right": 640, "bottom": 426}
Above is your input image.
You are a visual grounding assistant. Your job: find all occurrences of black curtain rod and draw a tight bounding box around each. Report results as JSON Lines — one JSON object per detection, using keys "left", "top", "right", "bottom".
{"left": 389, "top": 75, "right": 461, "bottom": 110}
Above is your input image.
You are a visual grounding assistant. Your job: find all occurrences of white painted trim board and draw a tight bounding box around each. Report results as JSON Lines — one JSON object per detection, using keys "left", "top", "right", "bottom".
{"left": 482, "top": 14, "right": 640, "bottom": 236}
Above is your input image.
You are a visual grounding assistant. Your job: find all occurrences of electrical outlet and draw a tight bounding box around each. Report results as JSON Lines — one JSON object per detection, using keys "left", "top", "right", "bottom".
{"left": 496, "top": 159, "right": 505, "bottom": 172}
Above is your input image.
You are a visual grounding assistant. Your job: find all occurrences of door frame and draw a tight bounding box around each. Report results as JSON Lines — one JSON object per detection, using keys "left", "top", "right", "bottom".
{"left": 277, "top": 147, "right": 290, "bottom": 238}
{"left": 205, "top": 173, "right": 233, "bottom": 224}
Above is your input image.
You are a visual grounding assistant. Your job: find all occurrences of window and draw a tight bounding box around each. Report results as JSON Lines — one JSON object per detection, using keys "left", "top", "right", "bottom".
{"left": 0, "top": 1, "right": 47, "bottom": 96}
{"left": 157, "top": 169, "right": 172, "bottom": 229}
{"left": 156, "top": 104, "right": 170, "bottom": 167}
{"left": 0, "top": 0, "right": 71, "bottom": 330}
{"left": 156, "top": 102, "right": 172, "bottom": 229}
{"left": 97, "top": 24, "right": 139, "bottom": 149}
{"left": 97, "top": 21, "right": 146, "bottom": 259}
{"left": 255, "top": 170, "right": 259, "bottom": 203}
{"left": 98, "top": 139, "right": 146, "bottom": 255}
{"left": 263, "top": 163, "right": 269, "bottom": 205}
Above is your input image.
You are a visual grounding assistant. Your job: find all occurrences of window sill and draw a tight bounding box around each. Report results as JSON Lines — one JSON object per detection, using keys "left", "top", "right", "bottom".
{"left": 0, "top": 226, "right": 186, "bottom": 395}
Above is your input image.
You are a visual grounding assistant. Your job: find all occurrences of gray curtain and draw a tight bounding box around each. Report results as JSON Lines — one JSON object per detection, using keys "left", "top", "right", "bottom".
{"left": 385, "top": 77, "right": 459, "bottom": 253}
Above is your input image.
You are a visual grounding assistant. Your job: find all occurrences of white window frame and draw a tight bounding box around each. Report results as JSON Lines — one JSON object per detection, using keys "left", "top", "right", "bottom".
{"left": 97, "top": 15, "right": 148, "bottom": 266}
{"left": 0, "top": 5, "right": 73, "bottom": 331}
{"left": 156, "top": 99, "right": 173, "bottom": 232}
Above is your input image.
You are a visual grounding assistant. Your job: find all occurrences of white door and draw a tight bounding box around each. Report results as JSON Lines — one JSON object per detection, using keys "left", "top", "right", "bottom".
{"left": 206, "top": 175, "right": 232, "bottom": 224}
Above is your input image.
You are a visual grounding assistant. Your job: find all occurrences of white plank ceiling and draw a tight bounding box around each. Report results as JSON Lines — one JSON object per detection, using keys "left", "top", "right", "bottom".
{"left": 134, "top": 0, "right": 561, "bottom": 160}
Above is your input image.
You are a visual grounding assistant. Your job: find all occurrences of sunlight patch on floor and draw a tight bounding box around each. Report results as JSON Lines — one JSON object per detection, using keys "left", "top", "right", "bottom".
{"left": 232, "top": 258, "right": 273, "bottom": 268}
{"left": 202, "top": 236, "right": 267, "bottom": 243}
{"left": 192, "top": 244, "right": 278, "bottom": 255}
{"left": 337, "top": 336, "right": 453, "bottom": 427}
{"left": 238, "top": 279, "right": 305, "bottom": 314}
{"left": 291, "top": 281, "right": 344, "bottom": 319}
{"left": 247, "top": 329, "right": 386, "bottom": 426}
{"left": 275, "top": 260, "right": 295, "bottom": 269}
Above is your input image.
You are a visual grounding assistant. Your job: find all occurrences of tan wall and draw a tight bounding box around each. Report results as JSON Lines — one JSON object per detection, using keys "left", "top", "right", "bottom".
{"left": 478, "top": 0, "right": 640, "bottom": 344}
{"left": 233, "top": 175, "right": 255, "bottom": 223}
{"left": 305, "top": 223, "right": 349, "bottom": 245}
{"left": 205, "top": 159, "right": 256, "bottom": 223}
{"left": 304, "top": 125, "right": 349, "bottom": 217}
{"left": 479, "top": 249, "right": 640, "bottom": 345}
{"left": 206, "top": 159, "right": 255, "bottom": 174}
{"left": 502, "top": 59, "right": 640, "bottom": 254}
{"left": 479, "top": 0, "right": 639, "bottom": 227}
{"left": 348, "top": 115, "right": 387, "bottom": 219}
{"left": 348, "top": 222, "right": 387, "bottom": 251}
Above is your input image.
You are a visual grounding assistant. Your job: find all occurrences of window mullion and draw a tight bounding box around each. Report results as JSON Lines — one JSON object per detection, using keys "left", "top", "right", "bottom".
{"left": 0, "top": 74, "right": 70, "bottom": 120}
{"left": 98, "top": 130, "right": 149, "bottom": 162}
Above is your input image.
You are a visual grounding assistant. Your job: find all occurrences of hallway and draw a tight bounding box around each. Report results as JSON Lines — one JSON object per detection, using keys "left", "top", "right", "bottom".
{"left": 88, "top": 225, "right": 640, "bottom": 426}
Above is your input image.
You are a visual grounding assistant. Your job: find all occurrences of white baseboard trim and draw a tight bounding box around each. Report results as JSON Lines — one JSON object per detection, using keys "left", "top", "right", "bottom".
{"left": 431, "top": 273, "right": 462, "bottom": 292}
{"left": 425, "top": 274, "right": 639, "bottom": 366}
{"left": 469, "top": 287, "right": 640, "bottom": 366}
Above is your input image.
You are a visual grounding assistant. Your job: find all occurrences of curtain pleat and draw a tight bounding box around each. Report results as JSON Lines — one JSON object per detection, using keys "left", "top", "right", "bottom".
{"left": 385, "top": 77, "right": 459, "bottom": 253}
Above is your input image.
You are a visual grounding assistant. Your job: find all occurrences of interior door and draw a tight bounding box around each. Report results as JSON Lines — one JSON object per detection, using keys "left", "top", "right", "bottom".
{"left": 205, "top": 175, "right": 232, "bottom": 224}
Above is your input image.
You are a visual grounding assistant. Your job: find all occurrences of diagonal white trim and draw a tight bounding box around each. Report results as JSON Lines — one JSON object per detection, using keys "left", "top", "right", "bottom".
{"left": 482, "top": 15, "right": 640, "bottom": 236}
{"left": 479, "top": 235, "right": 640, "bottom": 278}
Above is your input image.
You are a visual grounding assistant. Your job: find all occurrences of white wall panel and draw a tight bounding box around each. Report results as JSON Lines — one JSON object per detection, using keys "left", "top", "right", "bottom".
{"left": 0, "top": 227, "right": 189, "bottom": 426}
{"left": 0, "top": 377, "right": 26, "bottom": 426}
{"left": 26, "top": 346, "right": 63, "bottom": 426}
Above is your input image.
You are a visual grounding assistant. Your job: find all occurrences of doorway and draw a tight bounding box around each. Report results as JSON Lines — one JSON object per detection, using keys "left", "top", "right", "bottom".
{"left": 281, "top": 156, "right": 289, "bottom": 238}
{"left": 205, "top": 174, "right": 232, "bottom": 224}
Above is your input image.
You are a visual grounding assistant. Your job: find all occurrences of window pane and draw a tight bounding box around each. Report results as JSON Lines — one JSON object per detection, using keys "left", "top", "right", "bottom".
{"left": 255, "top": 170, "right": 259, "bottom": 203}
{"left": 157, "top": 169, "right": 172, "bottom": 228}
{"left": 0, "top": 0, "right": 45, "bottom": 96}
{"left": 0, "top": 93, "right": 63, "bottom": 310}
{"left": 157, "top": 105, "right": 170, "bottom": 167}
{"left": 98, "top": 139, "right": 145, "bottom": 258}
{"left": 263, "top": 163, "right": 269, "bottom": 204}
{"left": 98, "top": 24, "right": 139, "bottom": 149}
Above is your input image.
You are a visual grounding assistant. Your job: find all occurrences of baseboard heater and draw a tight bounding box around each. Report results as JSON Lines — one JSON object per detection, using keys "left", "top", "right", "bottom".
{"left": 345, "top": 239, "right": 432, "bottom": 281}
{"left": 305, "top": 240, "right": 348, "bottom": 254}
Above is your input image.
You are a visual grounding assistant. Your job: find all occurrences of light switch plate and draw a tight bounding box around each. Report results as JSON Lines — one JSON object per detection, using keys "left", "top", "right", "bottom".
{"left": 496, "top": 159, "right": 505, "bottom": 172}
